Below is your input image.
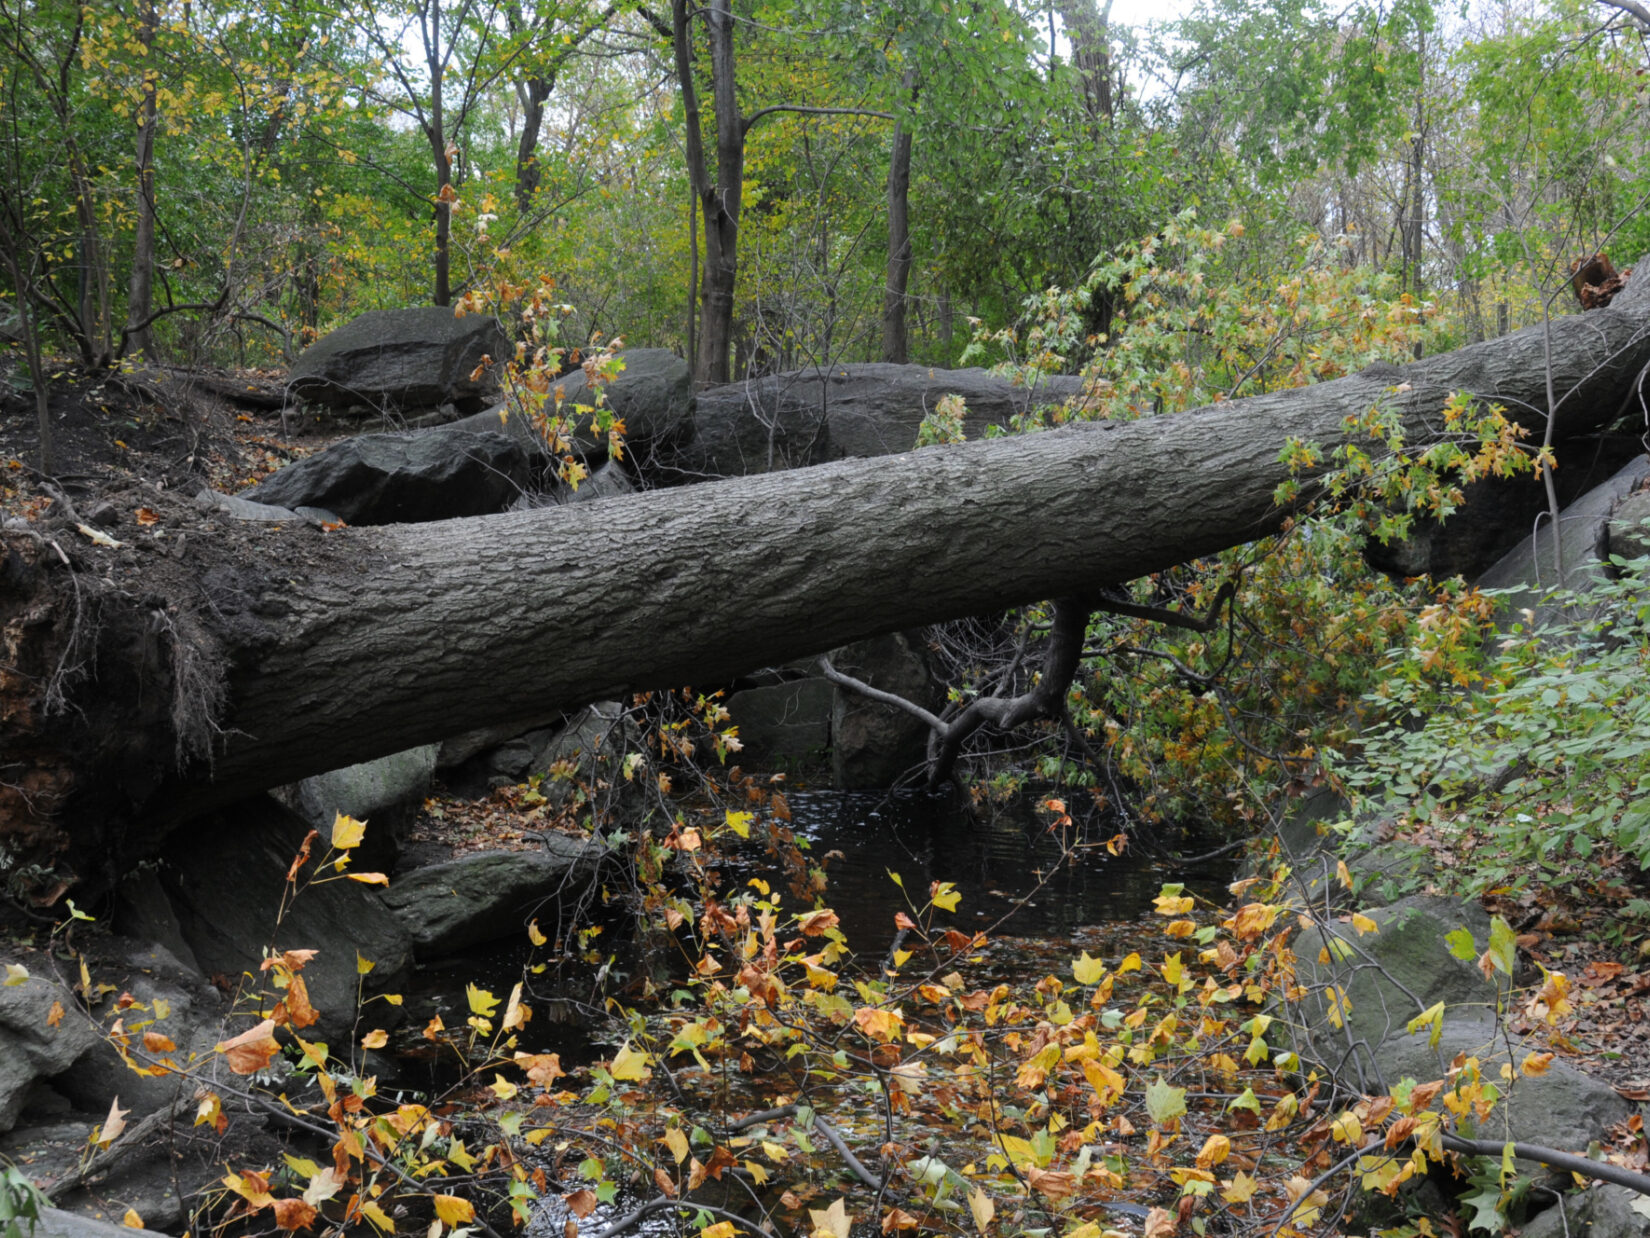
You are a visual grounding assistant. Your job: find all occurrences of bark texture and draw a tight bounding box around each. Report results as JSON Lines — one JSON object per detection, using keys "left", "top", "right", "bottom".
{"left": 6, "top": 275, "right": 1650, "bottom": 882}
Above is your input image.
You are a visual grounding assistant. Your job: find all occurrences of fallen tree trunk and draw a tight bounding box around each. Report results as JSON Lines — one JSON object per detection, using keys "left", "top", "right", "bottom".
{"left": 6, "top": 272, "right": 1650, "bottom": 884}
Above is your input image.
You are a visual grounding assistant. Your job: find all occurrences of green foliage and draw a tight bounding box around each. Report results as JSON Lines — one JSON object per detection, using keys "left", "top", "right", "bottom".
{"left": 1342, "top": 556, "right": 1650, "bottom": 912}
{"left": 0, "top": 1164, "right": 44, "bottom": 1238}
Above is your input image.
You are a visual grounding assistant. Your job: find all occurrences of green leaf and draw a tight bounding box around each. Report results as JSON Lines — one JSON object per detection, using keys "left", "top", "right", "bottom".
{"left": 1227, "top": 1087, "right": 1262, "bottom": 1114}
{"left": 1445, "top": 928, "right": 1476, "bottom": 961}
{"left": 1144, "top": 1076, "right": 1187, "bottom": 1126}
{"left": 1486, "top": 916, "right": 1517, "bottom": 977}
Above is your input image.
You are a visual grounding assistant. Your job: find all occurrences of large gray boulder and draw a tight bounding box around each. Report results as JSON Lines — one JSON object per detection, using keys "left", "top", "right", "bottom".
{"left": 240, "top": 429, "right": 531, "bottom": 525}
{"left": 134, "top": 797, "right": 412, "bottom": 1041}
{"left": 830, "top": 632, "right": 941, "bottom": 789}
{"left": 1608, "top": 482, "right": 1650, "bottom": 561}
{"left": 1522, "top": 1184, "right": 1650, "bottom": 1238}
{"left": 1477, "top": 455, "right": 1650, "bottom": 625}
{"left": 57, "top": 943, "right": 225, "bottom": 1120}
{"left": 271, "top": 744, "right": 439, "bottom": 871}
{"left": 1367, "top": 433, "right": 1645, "bottom": 580}
{"left": 379, "top": 836, "right": 608, "bottom": 955}
{"left": 41, "top": 1208, "right": 180, "bottom": 1237}
{"left": 1293, "top": 897, "right": 1630, "bottom": 1157}
{"left": 727, "top": 677, "right": 832, "bottom": 773}
{"left": 664, "top": 363, "right": 1090, "bottom": 478}
{"left": 450, "top": 347, "right": 693, "bottom": 469}
{"left": 0, "top": 971, "right": 99, "bottom": 1132}
{"left": 286, "top": 307, "right": 508, "bottom": 412}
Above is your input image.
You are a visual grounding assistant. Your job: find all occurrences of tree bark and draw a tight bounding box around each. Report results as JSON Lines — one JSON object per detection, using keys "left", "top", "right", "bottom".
{"left": 124, "top": 0, "right": 158, "bottom": 360}
{"left": 881, "top": 73, "right": 916, "bottom": 365}
{"left": 6, "top": 276, "right": 1650, "bottom": 882}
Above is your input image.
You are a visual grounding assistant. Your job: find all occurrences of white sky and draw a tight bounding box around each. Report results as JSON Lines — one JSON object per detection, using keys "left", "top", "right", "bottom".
{"left": 1106, "top": 0, "right": 1199, "bottom": 28}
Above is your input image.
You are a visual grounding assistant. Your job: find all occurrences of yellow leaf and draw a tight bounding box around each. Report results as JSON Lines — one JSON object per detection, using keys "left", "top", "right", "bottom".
{"left": 346, "top": 872, "right": 389, "bottom": 885}
{"left": 491, "top": 1074, "right": 519, "bottom": 1100}
{"left": 467, "top": 985, "right": 500, "bottom": 1018}
{"left": 968, "top": 1188, "right": 994, "bottom": 1233}
{"left": 1520, "top": 1052, "right": 1555, "bottom": 1076}
{"left": 503, "top": 982, "right": 530, "bottom": 1031}
{"left": 1117, "top": 952, "right": 1142, "bottom": 975}
{"left": 610, "top": 1040, "right": 651, "bottom": 1081}
{"left": 930, "top": 882, "right": 961, "bottom": 912}
{"left": 361, "top": 1029, "right": 388, "bottom": 1050}
{"left": 331, "top": 813, "right": 367, "bottom": 850}
{"left": 1330, "top": 1111, "right": 1362, "bottom": 1144}
{"left": 665, "top": 1127, "right": 689, "bottom": 1165}
{"left": 1072, "top": 952, "right": 1106, "bottom": 985}
{"left": 701, "top": 1223, "right": 737, "bottom": 1238}
{"left": 121, "top": 1208, "right": 143, "bottom": 1228}
{"left": 761, "top": 1141, "right": 789, "bottom": 1162}
{"left": 434, "top": 1194, "right": 475, "bottom": 1226}
{"left": 1350, "top": 913, "right": 1379, "bottom": 936}
{"left": 356, "top": 953, "right": 375, "bottom": 975}
{"left": 357, "top": 1199, "right": 394, "bottom": 1232}
{"left": 3, "top": 963, "right": 28, "bottom": 986}
{"left": 810, "top": 1198, "right": 851, "bottom": 1238}
{"left": 1195, "top": 1133, "right": 1230, "bottom": 1168}
{"left": 528, "top": 920, "right": 549, "bottom": 947}
{"left": 1220, "top": 1170, "right": 1258, "bottom": 1203}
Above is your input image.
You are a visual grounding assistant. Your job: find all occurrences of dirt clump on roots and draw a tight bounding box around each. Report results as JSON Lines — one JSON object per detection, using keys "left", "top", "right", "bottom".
{"left": 0, "top": 362, "right": 362, "bottom": 900}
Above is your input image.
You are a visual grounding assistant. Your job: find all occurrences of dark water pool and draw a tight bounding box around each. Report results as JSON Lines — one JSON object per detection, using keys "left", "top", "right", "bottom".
{"left": 719, "top": 788, "right": 1237, "bottom": 950}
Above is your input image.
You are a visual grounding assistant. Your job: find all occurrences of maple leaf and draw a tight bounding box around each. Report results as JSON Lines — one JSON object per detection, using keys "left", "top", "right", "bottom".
{"left": 330, "top": 814, "right": 366, "bottom": 850}
{"left": 1072, "top": 951, "right": 1106, "bottom": 985}
{"left": 609, "top": 1040, "right": 651, "bottom": 1081}
{"left": 434, "top": 1195, "right": 475, "bottom": 1226}
{"left": 810, "top": 1198, "right": 850, "bottom": 1238}
{"left": 1145, "top": 1076, "right": 1187, "bottom": 1126}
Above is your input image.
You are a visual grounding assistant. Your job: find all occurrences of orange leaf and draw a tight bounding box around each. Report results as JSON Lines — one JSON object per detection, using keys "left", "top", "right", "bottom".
{"left": 880, "top": 1208, "right": 920, "bottom": 1233}
{"left": 135, "top": 507, "right": 161, "bottom": 526}
{"left": 565, "top": 1189, "right": 597, "bottom": 1218}
{"left": 272, "top": 1198, "right": 319, "bottom": 1231}
{"left": 216, "top": 1019, "right": 281, "bottom": 1075}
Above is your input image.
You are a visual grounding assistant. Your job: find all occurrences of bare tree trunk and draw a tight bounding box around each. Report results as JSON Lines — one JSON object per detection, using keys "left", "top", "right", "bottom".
{"left": 1057, "top": 0, "right": 1114, "bottom": 126}
{"left": 512, "top": 75, "right": 553, "bottom": 215}
{"left": 7, "top": 276, "right": 1650, "bottom": 882}
{"left": 0, "top": 234, "right": 53, "bottom": 472}
{"left": 124, "top": 0, "right": 158, "bottom": 359}
{"left": 695, "top": 0, "right": 742, "bottom": 386}
{"left": 427, "top": 2, "right": 452, "bottom": 307}
{"left": 881, "top": 72, "right": 917, "bottom": 365}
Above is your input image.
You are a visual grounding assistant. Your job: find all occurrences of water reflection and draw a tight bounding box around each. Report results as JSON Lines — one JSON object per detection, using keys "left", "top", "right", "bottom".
{"left": 720, "top": 789, "right": 1236, "bottom": 952}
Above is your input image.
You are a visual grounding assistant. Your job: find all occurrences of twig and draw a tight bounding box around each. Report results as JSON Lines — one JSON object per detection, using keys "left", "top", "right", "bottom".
{"left": 1440, "top": 1132, "right": 1650, "bottom": 1197}
{"left": 42, "top": 1094, "right": 196, "bottom": 1200}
